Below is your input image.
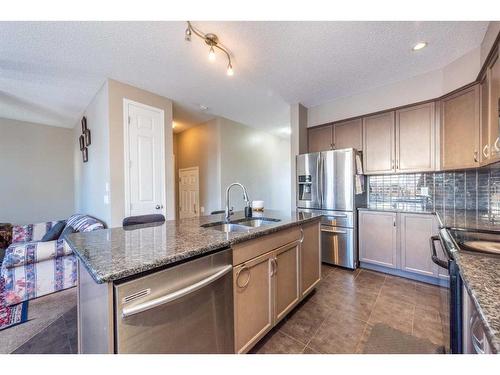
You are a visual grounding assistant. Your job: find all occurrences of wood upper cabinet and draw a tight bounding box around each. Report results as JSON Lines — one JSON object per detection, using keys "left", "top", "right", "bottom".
{"left": 440, "top": 84, "right": 480, "bottom": 170}
{"left": 488, "top": 52, "right": 500, "bottom": 161}
{"left": 363, "top": 111, "right": 395, "bottom": 174}
{"left": 300, "top": 221, "right": 321, "bottom": 296}
{"left": 233, "top": 252, "right": 274, "bottom": 354}
{"left": 274, "top": 241, "right": 300, "bottom": 323}
{"left": 399, "top": 213, "right": 437, "bottom": 277}
{"left": 359, "top": 210, "right": 397, "bottom": 268}
{"left": 308, "top": 125, "right": 333, "bottom": 152}
{"left": 480, "top": 74, "right": 491, "bottom": 165}
{"left": 334, "top": 118, "right": 363, "bottom": 150}
{"left": 396, "top": 102, "right": 435, "bottom": 172}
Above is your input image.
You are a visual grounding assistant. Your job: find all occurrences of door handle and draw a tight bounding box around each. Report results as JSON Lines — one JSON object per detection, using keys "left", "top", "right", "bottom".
{"left": 321, "top": 228, "right": 347, "bottom": 234}
{"left": 430, "top": 236, "right": 449, "bottom": 269}
{"left": 122, "top": 265, "right": 232, "bottom": 318}
{"left": 155, "top": 205, "right": 161, "bottom": 210}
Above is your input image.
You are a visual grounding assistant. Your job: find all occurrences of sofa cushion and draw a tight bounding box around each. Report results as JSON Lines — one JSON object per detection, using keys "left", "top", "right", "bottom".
{"left": 65, "top": 214, "right": 105, "bottom": 233}
{"left": 2, "top": 239, "right": 72, "bottom": 269}
{"left": 12, "top": 221, "right": 62, "bottom": 244}
{"left": 41, "top": 221, "right": 66, "bottom": 242}
{"left": 59, "top": 225, "right": 77, "bottom": 240}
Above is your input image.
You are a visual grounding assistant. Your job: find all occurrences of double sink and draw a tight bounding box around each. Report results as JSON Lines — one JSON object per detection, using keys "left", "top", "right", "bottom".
{"left": 201, "top": 217, "right": 281, "bottom": 233}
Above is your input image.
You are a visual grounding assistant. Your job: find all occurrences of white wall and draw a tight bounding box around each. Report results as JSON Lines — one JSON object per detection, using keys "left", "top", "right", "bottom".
{"left": 0, "top": 118, "right": 74, "bottom": 224}
{"left": 307, "top": 48, "right": 482, "bottom": 127}
{"left": 73, "top": 81, "right": 111, "bottom": 225}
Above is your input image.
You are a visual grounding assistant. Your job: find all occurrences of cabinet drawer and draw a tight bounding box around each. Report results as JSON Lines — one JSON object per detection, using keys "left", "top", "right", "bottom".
{"left": 232, "top": 226, "right": 301, "bottom": 266}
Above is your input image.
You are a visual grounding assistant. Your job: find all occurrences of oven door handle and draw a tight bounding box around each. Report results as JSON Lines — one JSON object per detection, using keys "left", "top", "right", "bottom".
{"left": 121, "top": 265, "right": 233, "bottom": 318}
{"left": 430, "top": 235, "right": 449, "bottom": 270}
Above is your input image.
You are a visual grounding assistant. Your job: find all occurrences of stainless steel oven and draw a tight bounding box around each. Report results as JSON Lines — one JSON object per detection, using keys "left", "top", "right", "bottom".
{"left": 114, "top": 248, "right": 234, "bottom": 353}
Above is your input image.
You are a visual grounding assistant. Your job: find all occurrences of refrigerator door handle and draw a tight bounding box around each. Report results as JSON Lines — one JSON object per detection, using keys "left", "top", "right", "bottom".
{"left": 316, "top": 154, "right": 321, "bottom": 206}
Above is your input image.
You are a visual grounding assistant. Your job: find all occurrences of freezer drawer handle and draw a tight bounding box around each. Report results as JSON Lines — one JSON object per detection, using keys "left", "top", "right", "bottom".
{"left": 321, "top": 228, "right": 347, "bottom": 234}
{"left": 430, "top": 236, "right": 449, "bottom": 270}
{"left": 121, "top": 264, "right": 233, "bottom": 318}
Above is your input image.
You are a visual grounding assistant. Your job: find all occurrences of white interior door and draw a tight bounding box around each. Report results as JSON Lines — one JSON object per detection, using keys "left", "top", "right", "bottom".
{"left": 179, "top": 167, "right": 199, "bottom": 219}
{"left": 124, "top": 99, "right": 165, "bottom": 218}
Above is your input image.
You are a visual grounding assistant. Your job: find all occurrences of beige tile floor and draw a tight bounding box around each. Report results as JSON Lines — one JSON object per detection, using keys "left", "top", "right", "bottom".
{"left": 250, "top": 265, "right": 447, "bottom": 354}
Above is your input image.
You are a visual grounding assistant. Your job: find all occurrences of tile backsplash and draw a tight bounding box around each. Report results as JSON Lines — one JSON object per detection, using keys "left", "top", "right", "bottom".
{"left": 368, "top": 162, "right": 500, "bottom": 217}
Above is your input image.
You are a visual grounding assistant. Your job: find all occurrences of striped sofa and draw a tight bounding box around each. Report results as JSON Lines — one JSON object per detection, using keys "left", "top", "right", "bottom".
{"left": 0, "top": 214, "right": 104, "bottom": 306}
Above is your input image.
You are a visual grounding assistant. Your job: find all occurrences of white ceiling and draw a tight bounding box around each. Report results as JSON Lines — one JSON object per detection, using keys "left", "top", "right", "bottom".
{"left": 0, "top": 21, "right": 489, "bottom": 132}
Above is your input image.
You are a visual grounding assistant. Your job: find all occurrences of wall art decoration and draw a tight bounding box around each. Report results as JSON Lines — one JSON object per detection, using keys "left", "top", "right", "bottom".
{"left": 79, "top": 116, "right": 90, "bottom": 163}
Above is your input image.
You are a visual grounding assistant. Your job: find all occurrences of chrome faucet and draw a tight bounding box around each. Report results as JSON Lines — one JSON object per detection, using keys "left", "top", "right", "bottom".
{"left": 225, "top": 183, "right": 250, "bottom": 222}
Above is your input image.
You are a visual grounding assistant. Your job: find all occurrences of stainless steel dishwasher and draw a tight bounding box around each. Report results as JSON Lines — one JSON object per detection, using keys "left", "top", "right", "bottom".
{"left": 114, "top": 248, "right": 234, "bottom": 353}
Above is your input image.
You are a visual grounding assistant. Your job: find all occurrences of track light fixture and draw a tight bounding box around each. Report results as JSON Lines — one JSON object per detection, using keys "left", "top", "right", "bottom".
{"left": 184, "top": 21, "right": 234, "bottom": 76}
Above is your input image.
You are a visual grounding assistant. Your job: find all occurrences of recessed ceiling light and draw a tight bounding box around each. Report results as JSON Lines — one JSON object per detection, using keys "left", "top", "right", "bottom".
{"left": 199, "top": 105, "right": 208, "bottom": 111}
{"left": 412, "top": 42, "right": 428, "bottom": 51}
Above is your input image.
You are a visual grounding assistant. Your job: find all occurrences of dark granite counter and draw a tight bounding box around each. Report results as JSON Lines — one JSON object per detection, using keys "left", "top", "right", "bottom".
{"left": 435, "top": 209, "right": 500, "bottom": 232}
{"left": 358, "top": 205, "right": 434, "bottom": 214}
{"left": 454, "top": 250, "right": 500, "bottom": 353}
{"left": 436, "top": 210, "right": 500, "bottom": 353}
{"left": 66, "top": 210, "right": 321, "bottom": 284}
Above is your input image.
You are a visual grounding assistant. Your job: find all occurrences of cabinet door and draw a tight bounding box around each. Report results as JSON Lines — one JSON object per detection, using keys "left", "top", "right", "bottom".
{"left": 480, "top": 74, "right": 491, "bottom": 164}
{"left": 396, "top": 102, "right": 435, "bottom": 172}
{"left": 399, "top": 213, "right": 437, "bottom": 277}
{"left": 489, "top": 53, "right": 500, "bottom": 161}
{"left": 440, "top": 85, "right": 480, "bottom": 170}
{"left": 359, "top": 211, "right": 397, "bottom": 268}
{"left": 308, "top": 125, "right": 333, "bottom": 152}
{"left": 363, "top": 112, "right": 395, "bottom": 174}
{"left": 274, "top": 241, "right": 300, "bottom": 323}
{"left": 233, "top": 252, "right": 274, "bottom": 353}
{"left": 300, "top": 221, "right": 321, "bottom": 296}
{"left": 334, "top": 118, "right": 363, "bottom": 150}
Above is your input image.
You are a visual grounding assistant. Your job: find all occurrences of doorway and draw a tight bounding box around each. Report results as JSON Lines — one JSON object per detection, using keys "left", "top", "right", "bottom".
{"left": 178, "top": 167, "right": 200, "bottom": 219}
{"left": 124, "top": 99, "right": 166, "bottom": 218}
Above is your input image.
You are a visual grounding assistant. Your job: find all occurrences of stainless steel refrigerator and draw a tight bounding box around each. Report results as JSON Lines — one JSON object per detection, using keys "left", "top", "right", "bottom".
{"left": 296, "top": 148, "right": 366, "bottom": 269}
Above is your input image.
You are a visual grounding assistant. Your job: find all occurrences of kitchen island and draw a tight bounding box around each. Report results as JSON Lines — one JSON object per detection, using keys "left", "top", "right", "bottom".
{"left": 66, "top": 210, "right": 321, "bottom": 354}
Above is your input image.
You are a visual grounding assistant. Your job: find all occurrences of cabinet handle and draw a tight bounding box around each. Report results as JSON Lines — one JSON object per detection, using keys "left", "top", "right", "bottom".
{"left": 391, "top": 159, "right": 395, "bottom": 170}
{"left": 270, "top": 258, "right": 278, "bottom": 277}
{"left": 474, "top": 151, "right": 479, "bottom": 163}
{"left": 483, "top": 144, "right": 490, "bottom": 158}
{"left": 236, "top": 265, "right": 251, "bottom": 288}
{"left": 300, "top": 228, "right": 304, "bottom": 243}
{"left": 495, "top": 137, "right": 500, "bottom": 153}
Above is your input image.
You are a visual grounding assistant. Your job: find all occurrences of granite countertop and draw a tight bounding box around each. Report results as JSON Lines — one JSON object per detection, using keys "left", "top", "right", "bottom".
{"left": 435, "top": 209, "right": 500, "bottom": 232}
{"left": 436, "top": 210, "right": 500, "bottom": 353}
{"left": 453, "top": 250, "right": 500, "bottom": 353}
{"left": 358, "top": 204, "right": 434, "bottom": 214}
{"left": 66, "top": 210, "right": 321, "bottom": 284}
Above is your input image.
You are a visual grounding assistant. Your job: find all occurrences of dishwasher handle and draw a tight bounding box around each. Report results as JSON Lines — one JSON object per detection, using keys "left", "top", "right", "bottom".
{"left": 430, "top": 236, "right": 449, "bottom": 270}
{"left": 122, "top": 264, "right": 233, "bottom": 318}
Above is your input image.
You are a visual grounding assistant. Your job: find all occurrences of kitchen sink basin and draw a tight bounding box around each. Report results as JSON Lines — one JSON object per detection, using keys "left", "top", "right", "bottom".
{"left": 201, "top": 222, "right": 250, "bottom": 233}
{"left": 236, "top": 219, "right": 281, "bottom": 227}
{"left": 201, "top": 217, "right": 281, "bottom": 232}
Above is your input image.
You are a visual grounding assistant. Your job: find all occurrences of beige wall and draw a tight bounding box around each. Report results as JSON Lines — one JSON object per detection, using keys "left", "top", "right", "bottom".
{"left": 107, "top": 79, "right": 175, "bottom": 226}
{"left": 175, "top": 119, "right": 222, "bottom": 215}
{"left": 73, "top": 81, "right": 111, "bottom": 225}
{"left": 307, "top": 48, "right": 482, "bottom": 127}
{"left": 175, "top": 117, "right": 291, "bottom": 215}
{"left": 219, "top": 118, "right": 291, "bottom": 212}
{"left": 0, "top": 118, "right": 74, "bottom": 224}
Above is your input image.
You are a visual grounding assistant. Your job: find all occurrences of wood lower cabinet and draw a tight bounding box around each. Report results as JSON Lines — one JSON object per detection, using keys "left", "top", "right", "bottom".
{"left": 300, "top": 221, "right": 321, "bottom": 296}
{"left": 359, "top": 210, "right": 397, "bottom": 268}
{"left": 399, "top": 213, "right": 437, "bottom": 277}
{"left": 308, "top": 125, "right": 333, "bottom": 152}
{"left": 334, "top": 118, "right": 363, "bottom": 150}
{"left": 363, "top": 111, "right": 395, "bottom": 174}
{"left": 359, "top": 210, "right": 444, "bottom": 282}
{"left": 233, "top": 252, "right": 274, "bottom": 354}
{"left": 396, "top": 102, "right": 435, "bottom": 172}
{"left": 274, "top": 241, "right": 300, "bottom": 322}
{"left": 440, "top": 84, "right": 480, "bottom": 170}
{"left": 233, "top": 221, "right": 321, "bottom": 353}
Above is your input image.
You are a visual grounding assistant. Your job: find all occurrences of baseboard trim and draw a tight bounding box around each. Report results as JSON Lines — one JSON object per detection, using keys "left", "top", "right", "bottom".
{"left": 360, "top": 262, "right": 449, "bottom": 288}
